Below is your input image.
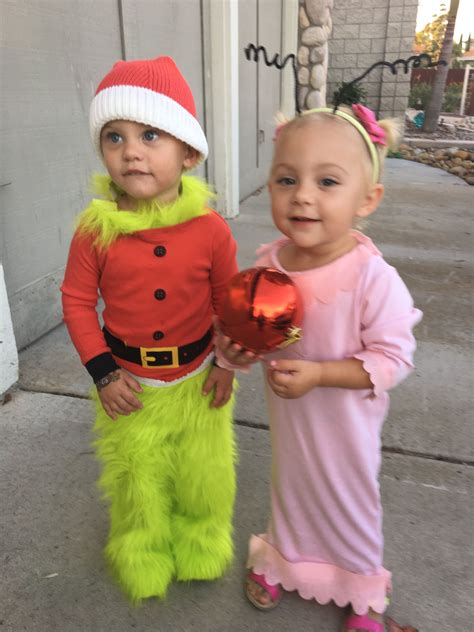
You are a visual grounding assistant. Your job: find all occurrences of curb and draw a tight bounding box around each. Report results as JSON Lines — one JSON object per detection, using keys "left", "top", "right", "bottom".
{"left": 403, "top": 137, "right": 474, "bottom": 149}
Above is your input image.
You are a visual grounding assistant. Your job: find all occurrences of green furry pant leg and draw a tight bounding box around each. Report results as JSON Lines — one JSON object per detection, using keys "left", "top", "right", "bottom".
{"left": 92, "top": 367, "right": 236, "bottom": 602}
{"left": 171, "top": 372, "right": 237, "bottom": 582}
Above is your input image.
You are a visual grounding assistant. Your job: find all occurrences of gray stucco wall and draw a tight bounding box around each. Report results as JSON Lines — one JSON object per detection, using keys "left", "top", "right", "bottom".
{"left": 2, "top": 0, "right": 122, "bottom": 350}
{"left": 238, "top": 0, "right": 283, "bottom": 199}
{"left": 1, "top": 0, "right": 205, "bottom": 350}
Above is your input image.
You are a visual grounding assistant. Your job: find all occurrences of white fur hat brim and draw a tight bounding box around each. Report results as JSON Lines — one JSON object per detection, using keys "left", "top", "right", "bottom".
{"left": 90, "top": 85, "right": 208, "bottom": 161}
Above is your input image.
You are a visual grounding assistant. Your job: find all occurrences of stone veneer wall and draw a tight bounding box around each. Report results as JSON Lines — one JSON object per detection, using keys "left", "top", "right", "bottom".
{"left": 298, "top": 0, "right": 419, "bottom": 118}
{"left": 297, "top": 0, "right": 334, "bottom": 110}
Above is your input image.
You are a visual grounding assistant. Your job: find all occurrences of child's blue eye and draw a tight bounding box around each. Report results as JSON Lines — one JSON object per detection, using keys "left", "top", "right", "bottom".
{"left": 320, "top": 178, "right": 338, "bottom": 187}
{"left": 106, "top": 132, "right": 122, "bottom": 143}
{"left": 143, "top": 129, "right": 159, "bottom": 141}
{"left": 276, "top": 177, "right": 296, "bottom": 186}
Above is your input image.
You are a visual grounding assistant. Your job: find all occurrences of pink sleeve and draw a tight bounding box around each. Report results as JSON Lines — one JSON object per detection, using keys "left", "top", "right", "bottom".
{"left": 353, "top": 264, "right": 422, "bottom": 396}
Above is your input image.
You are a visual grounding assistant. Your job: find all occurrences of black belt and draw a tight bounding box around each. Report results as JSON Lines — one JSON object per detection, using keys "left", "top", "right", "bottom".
{"left": 103, "top": 326, "right": 213, "bottom": 369}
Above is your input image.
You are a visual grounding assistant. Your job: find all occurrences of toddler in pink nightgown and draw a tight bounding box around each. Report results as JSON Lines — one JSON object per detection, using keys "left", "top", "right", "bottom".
{"left": 216, "top": 105, "right": 422, "bottom": 632}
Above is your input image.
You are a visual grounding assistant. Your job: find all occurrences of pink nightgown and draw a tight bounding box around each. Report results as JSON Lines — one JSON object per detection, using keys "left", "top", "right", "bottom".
{"left": 247, "top": 231, "right": 422, "bottom": 615}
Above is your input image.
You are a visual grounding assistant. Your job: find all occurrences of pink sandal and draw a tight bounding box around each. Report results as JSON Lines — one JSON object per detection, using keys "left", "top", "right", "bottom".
{"left": 245, "top": 570, "right": 283, "bottom": 610}
{"left": 344, "top": 613, "right": 384, "bottom": 632}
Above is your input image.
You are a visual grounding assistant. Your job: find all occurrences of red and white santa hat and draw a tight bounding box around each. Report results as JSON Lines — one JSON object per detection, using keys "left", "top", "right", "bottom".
{"left": 89, "top": 56, "right": 208, "bottom": 161}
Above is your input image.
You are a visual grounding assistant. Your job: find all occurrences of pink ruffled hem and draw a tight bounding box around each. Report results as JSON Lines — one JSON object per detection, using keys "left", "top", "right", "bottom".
{"left": 248, "top": 534, "right": 391, "bottom": 615}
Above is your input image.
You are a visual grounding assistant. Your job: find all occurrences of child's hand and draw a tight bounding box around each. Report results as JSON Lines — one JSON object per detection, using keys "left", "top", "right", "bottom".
{"left": 202, "top": 365, "right": 234, "bottom": 408}
{"left": 266, "top": 359, "right": 321, "bottom": 399}
{"left": 96, "top": 369, "right": 143, "bottom": 420}
{"left": 213, "top": 316, "right": 261, "bottom": 367}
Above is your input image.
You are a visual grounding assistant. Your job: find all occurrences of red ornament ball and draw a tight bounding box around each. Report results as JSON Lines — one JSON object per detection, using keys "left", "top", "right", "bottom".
{"left": 217, "top": 267, "right": 303, "bottom": 354}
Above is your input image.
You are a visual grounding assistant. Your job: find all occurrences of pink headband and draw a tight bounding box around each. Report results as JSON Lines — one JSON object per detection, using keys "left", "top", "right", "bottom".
{"left": 274, "top": 104, "right": 386, "bottom": 182}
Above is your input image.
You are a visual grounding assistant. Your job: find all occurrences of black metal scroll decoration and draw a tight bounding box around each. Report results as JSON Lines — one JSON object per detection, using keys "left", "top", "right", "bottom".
{"left": 244, "top": 43, "right": 301, "bottom": 113}
{"left": 244, "top": 44, "right": 447, "bottom": 116}
{"left": 333, "top": 53, "right": 448, "bottom": 112}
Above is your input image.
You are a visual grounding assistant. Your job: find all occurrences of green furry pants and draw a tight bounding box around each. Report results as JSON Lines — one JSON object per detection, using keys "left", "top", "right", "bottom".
{"left": 93, "top": 367, "right": 236, "bottom": 603}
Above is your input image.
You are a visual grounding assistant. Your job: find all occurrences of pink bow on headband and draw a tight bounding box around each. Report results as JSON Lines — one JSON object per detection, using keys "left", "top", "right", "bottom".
{"left": 351, "top": 104, "right": 387, "bottom": 146}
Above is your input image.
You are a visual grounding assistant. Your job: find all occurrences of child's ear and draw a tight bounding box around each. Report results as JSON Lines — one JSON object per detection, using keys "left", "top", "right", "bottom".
{"left": 183, "top": 147, "right": 200, "bottom": 170}
{"left": 356, "top": 183, "right": 384, "bottom": 218}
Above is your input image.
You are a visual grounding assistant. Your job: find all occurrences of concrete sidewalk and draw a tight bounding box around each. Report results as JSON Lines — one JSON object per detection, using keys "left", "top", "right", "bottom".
{"left": 1, "top": 160, "right": 473, "bottom": 631}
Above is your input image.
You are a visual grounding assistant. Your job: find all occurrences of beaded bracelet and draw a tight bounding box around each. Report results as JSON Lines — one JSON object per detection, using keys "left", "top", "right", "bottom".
{"left": 95, "top": 369, "right": 121, "bottom": 391}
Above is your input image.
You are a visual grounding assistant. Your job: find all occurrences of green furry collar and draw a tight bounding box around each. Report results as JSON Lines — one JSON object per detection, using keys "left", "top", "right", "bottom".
{"left": 76, "top": 174, "right": 214, "bottom": 249}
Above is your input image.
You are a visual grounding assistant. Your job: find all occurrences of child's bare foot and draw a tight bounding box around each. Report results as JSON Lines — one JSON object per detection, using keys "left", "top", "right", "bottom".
{"left": 244, "top": 571, "right": 283, "bottom": 610}
{"left": 343, "top": 608, "right": 384, "bottom": 631}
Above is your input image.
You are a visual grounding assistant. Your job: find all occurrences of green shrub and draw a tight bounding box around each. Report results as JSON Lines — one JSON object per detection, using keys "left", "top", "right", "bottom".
{"left": 409, "top": 81, "right": 464, "bottom": 113}
{"left": 408, "top": 82, "right": 432, "bottom": 109}
{"left": 442, "top": 82, "right": 463, "bottom": 113}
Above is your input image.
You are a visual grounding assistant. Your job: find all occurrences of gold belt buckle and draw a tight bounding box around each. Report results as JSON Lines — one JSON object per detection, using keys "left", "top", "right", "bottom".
{"left": 140, "top": 346, "right": 179, "bottom": 368}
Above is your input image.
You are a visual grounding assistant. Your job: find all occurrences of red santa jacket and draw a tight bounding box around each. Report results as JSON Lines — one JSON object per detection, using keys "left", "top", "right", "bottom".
{"left": 61, "top": 210, "right": 238, "bottom": 381}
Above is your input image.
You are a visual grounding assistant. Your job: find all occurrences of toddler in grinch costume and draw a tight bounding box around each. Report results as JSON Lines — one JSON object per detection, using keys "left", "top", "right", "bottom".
{"left": 61, "top": 56, "right": 238, "bottom": 603}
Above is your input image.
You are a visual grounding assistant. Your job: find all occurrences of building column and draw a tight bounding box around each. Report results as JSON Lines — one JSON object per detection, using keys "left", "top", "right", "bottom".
{"left": 460, "top": 64, "right": 472, "bottom": 116}
{"left": 281, "top": 0, "right": 299, "bottom": 118}
{"left": 202, "top": 0, "right": 240, "bottom": 218}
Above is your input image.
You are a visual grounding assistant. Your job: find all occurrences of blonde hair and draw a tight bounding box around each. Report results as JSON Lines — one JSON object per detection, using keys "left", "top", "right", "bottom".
{"left": 274, "top": 106, "right": 402, "bottom": 183}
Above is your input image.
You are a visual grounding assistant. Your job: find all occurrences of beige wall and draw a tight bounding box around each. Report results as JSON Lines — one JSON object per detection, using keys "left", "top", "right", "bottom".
{"left": 325, "top": 0, "right": 419, "bottom": 118}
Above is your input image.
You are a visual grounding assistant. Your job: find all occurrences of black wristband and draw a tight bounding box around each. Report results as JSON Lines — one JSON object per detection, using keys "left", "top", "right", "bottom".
{"left": 85, "top": 352, "right": 120, "bottom": 382}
